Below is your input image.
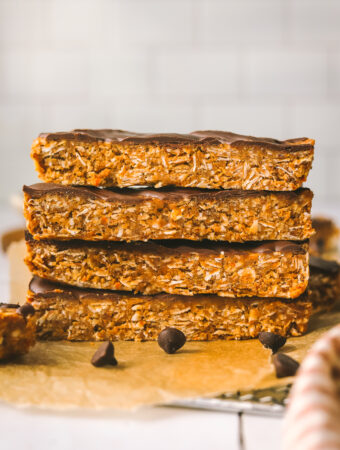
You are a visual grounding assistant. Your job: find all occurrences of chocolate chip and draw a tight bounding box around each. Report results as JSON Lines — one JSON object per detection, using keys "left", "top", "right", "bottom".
{"left": 0, "top": 302, "right": 20, "bottom": 309}
{"left": 158, "top": 327, "right": 186, "bottom": 354}
{"left": 17, "top": 303, "right": 35, "bottom": 318}
{"left": 91, "top": 342, "right": 118, "bottom": 367}
{"left": 258, "top": 332, "right": 286, "bottom": 353}
{"left": 273, "top": 353, "right": 299, "bottom": 378}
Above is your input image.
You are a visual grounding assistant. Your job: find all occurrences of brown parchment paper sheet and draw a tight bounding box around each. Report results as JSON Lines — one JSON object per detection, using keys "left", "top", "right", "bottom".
{"left": 1, "top": 239, "right": 339, "bottom": 411}
{"left": 0, "top": 309, "right": 339, "bottom": 411}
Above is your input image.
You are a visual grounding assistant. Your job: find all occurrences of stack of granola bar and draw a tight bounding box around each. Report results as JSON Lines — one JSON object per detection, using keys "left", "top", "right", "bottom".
{"left": 23, "top": 130, "right": 316, "bottom": 341}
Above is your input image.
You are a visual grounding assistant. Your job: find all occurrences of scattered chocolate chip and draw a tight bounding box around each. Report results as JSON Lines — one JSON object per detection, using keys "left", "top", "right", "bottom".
{"left": 0, "top": 302, "right": 19, "bottom": 309}
{"left": 17, "top": 303, "right": 35, "bottom": 318}
{"left": 273, "top": 353, "right": 299, "bottom": 378}
{"left": 91, "top": 342, "right": 117, "bottom": 367}
{"left": 158, "top": 327, "right": 186, "bottom": 354}
{"left": 258, "top": 332, "right": 286, "bottom": 353}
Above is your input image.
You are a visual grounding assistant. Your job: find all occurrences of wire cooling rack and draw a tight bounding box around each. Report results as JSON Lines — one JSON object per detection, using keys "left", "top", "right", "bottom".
{"left": 171, "top": 385, "right": 291, "bottom": 417}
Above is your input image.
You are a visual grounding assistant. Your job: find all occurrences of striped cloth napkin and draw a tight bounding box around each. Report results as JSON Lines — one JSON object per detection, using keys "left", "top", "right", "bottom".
{"left": 283, "top": 325, "right": 340, "bottom": 449}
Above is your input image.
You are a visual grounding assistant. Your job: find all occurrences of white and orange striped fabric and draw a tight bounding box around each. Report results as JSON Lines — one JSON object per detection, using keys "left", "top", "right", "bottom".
{"left": 283, "top": 325, "right": 340, "bottom": 450}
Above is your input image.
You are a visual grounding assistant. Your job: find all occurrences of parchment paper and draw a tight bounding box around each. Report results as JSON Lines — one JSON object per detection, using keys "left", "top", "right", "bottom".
{"left": 1, "top": 239, "right": 339, "bottom": 411}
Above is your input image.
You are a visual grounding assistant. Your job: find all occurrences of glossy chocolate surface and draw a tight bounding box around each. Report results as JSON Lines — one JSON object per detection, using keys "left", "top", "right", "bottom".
{"left": 39, "top": 129, "right": 313, "bottom": 152}
{"left": 25, "top": 231, "right": 307, "bottom": 256}
{"left": 23, "top": 183, "right": 312, "bottom": 203}
{"left": 309, "top": 256, "right": 340, "bottom": 274}
{"left": 29, "top": 277, "right": 308, "bottom": 304}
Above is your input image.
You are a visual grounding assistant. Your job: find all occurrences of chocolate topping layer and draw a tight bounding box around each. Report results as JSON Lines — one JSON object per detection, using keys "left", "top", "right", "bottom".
{"left": 309, "top": 256, "right": 340, "bottom": 274}
{"left": 38, "top": 129, "right": 313, "bottom": 152}
{"left": 0, "top": 303, "right": 20, "bottom": 309}
{"left": 23, "top": 183, "right": 312, "bottom": 203}
{"left": 25, "top": 231, "right": 306, "bottom": 256}
{"left": 29, "top": 277, "right": 308, "bottom": 304}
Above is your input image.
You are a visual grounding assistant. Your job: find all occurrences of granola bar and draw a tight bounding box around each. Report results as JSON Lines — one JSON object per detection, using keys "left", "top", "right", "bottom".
{"left": 310, "top": 217, "right": 339, "bottom": 258}
{"left": 0, "top": 303, "right": 36, "bottom": 360}
{"left": 28, "top": 277, "right": 312, "bottom": 341}
{"left": 31, "top": 130, "right": 314, "bottom": 191}
{"left": 309, "top": 256, "right": 340, "bottom": 313}
{"left": 25, "top": 234, "right": 309, "bottom": 299}
{"left": 23, "top": 184, "right": 314, "bottom": 242}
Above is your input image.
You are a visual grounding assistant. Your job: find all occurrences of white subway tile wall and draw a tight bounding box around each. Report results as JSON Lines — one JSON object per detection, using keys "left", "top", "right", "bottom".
{"left": 0, "top": 0, "right": 339, "bottom": 205}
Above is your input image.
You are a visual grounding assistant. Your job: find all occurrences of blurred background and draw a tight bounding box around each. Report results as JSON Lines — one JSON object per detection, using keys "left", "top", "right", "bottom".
{"left": 0, "top": 0, "right": 339, "bottom": 209}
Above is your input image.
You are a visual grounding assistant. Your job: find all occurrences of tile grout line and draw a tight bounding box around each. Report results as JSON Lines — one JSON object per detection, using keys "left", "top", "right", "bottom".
{"left": 238, "top": 412, "right": 245, "bottom": 450}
